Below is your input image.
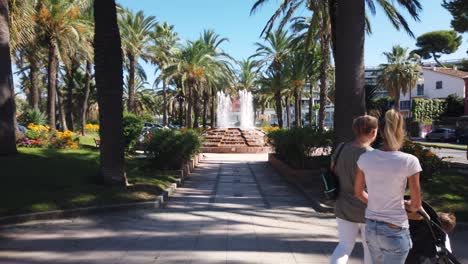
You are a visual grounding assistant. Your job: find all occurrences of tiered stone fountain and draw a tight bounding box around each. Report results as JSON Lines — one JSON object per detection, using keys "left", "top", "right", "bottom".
{"left": 201, "top": 91, "right": 270, "bottom": 153}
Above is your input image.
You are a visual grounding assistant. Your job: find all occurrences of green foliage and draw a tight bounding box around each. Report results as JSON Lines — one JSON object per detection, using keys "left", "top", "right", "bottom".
{"left": 442, "top": 94, "right": 465, "bottom": 117}
{"left": 442, "top": 0, "right": 468, "bottom": 33}
{"left": 367, "top": 97, "right": 394, "bottom": 119}
{"left": 139, "top": 112, "right": 156, "bottom": 123}
{"left": 401, "top": 141, "right": 448, "bottom": 182}
{"left": 146, "top": 129, "right": 203, "bottom": 169}
{"left": 413, "top": 30, "right": 462, "bottom": 64}
{"left": 18, "top": 109, "right": 47, "bottom": 125}
{"left": 123, "top": 112, "right": 144, "bottom": 151}
{"left": 412, "top": 98, "right": 446, "bottom": 123}
{"left": 267, "top": 127, "right": 333, "bottom": 169}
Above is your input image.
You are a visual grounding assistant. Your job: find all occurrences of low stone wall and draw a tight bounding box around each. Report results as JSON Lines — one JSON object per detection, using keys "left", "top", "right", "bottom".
{"left": 268, "top": 153, "right": 322, "bottom": 192}
{"left": 201, "top": 146, "right": 271, "bottom": 153}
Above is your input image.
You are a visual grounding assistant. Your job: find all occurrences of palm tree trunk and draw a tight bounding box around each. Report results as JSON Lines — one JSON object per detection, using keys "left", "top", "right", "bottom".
{"left": 127, "top": 53, "right": 136, "bottom": 113}
{"left": 211, "top": 86, "right": 216, "bottom": 127}
{"left": 56, "top": 84, "right": 68, "bottom": 131}
{"left": 294, "top": 87, "right": 300, "bottom": 127}
{"left": 178, "top": 97, "right": 184, "bottom": 126}
{"left": 81, "top": 60, "right": 92, "bottom": 136}
{"left": 319, "top": 32, "right": 330, "bottom": 131}
{"left": 66, "top": 60, "right": 78, "bottom": 131}
{"left": 162, "top": 82, "right": 167, "bottom": 126}
{"left": 202, "top": 91, "right": 208, "bottom": 128}
{"left": 47, "top": 39, "right": 59, "bottom": 128}
{"left": 94, "top": 0, "right": 127, "bottom": 186}
{"left": 309, "top": 81, "right": 314, "bottom": 127}
{"left": 334, "top": 0, "right": 366, "bottom": 143}
{"left": 394, "top": 91, "right": 401, "bottom": 111}
{"left": 285, "top": 96, "right": 291, "bottom": 128}
{"left": 193, "top": 89, "right": 200, "bottom": 128}
{"left": 299, "top": 89, "right": 303, "bottom": 127}
{"left": 28, "top": 54, "right": 40, "bottom": 111}
{"left": 0, "top": 0, "right": 17, "bottom": 155}
{"left": 186, "top": 80, "right": 193, "bottom": 127}
{"left": 275, "top": 91, "right": 283, "bottom": 128}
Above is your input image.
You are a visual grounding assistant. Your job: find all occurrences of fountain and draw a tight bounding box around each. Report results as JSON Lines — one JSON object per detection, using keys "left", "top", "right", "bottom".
{"left": 202, "top": 90, "right": 270, "bottom": 153}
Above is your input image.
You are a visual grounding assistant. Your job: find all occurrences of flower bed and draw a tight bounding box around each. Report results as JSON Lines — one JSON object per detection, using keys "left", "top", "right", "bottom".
{"left": 17, "top": 124, "right": 79, "bottom": 149}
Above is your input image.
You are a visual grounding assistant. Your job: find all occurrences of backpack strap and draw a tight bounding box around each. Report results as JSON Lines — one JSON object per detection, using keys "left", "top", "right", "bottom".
{"left": 332, "top": 142, "right": 346, "bottom": 172}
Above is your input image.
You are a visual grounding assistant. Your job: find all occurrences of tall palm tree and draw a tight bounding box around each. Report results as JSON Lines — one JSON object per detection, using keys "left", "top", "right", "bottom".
{"left": 237, "top": 59, "right": 259, "bottom": 92}
{"left": 150, "top": 22, "right": 179, "bottom": 126}
{"left": 252, "top": 0, "right": 422, "bottom": 141}
{"left": 252, "top": 29, "right": 294, "bottom": 128}
{"left": 94, "top": 0, "right": 127, "bottom": 185}
{"left": 118, "top": 9, "right": 157, "bottom": 113}
{"left": 36, "top": 0, "right": 91, "bottom": 128}
{"left": 0, "top": 0, "right": 17, "bottom": 155}
{"left": 378, "top": 45, "right": 420, "bottom": 111}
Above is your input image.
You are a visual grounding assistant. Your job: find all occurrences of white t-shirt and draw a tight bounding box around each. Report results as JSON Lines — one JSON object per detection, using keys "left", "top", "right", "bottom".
{"left": 357, "top": 149, "right": 422, "bottom": 228}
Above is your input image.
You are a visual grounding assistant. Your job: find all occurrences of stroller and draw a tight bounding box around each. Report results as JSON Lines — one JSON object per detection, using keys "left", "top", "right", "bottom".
{"left": 405, "top": 199, "right": 461, "bottom": 264}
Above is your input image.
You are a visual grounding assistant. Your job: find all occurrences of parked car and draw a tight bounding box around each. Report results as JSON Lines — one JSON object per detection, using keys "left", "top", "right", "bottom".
{"left": 425, "top": 128, "right": 456, "bottom": 142}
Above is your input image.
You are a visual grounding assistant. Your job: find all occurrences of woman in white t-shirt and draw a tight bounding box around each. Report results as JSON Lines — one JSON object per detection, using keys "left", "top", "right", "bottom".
{"left": 354, "top": 109, "right": 422, "bottom": 264}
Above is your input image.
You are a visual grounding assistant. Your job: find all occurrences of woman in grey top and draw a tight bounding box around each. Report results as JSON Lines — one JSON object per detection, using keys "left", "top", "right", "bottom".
{"left": 330, "top": 115, "right": 378, "bottom": 264}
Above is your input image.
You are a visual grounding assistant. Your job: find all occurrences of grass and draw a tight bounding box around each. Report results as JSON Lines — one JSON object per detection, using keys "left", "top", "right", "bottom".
{"left": 416, "top": 141, "right": 467, "bottom": 151}
{"left": 78, "top": 132, "right": 99, "bottom": 148}
{"left": 0, "top": 147, "right": 177, "bottom": 217}
{"left": 422, "top": 169, "right": 468, "bottom": 222}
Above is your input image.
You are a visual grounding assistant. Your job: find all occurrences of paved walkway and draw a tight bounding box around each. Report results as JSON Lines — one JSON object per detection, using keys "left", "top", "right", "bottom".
{"left": 1, "top": 154, "right": 467, "bottom": 264}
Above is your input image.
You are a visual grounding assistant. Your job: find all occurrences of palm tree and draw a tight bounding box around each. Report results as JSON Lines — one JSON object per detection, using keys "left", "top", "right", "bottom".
{"left": 252, "top": 29, "right": 294, "bottom": 128}
{"left": 94, "top": 0, "right": 127, "bottom": 185}
{"left": 378, "top": 45, "right": 420, "bottom": 111}
{"left": 36, "top": 0, "right": 91, "bottom": 128}
{"left": 252, "top": 0, "right": 422, "bottom": 141}
{"left": 150, "top": 22, "right": 179, "bottom": 126}
{"left": 0, "top": 0, "right": 17, "bottom": 155}
{"left": 118, "top": 9, "right": 157, "bottom": 113}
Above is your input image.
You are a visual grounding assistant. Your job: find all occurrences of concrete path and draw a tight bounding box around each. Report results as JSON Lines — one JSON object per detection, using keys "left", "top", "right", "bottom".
{"left": 0, "top": 154, "right": 467, "bottom": 264}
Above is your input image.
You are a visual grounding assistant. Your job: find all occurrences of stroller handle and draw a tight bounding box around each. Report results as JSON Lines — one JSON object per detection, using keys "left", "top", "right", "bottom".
{"left": 417, "top": 207, "right": 431, "bottom": 220}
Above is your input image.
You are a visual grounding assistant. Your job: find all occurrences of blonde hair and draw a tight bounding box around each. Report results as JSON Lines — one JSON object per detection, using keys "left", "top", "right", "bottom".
{"left": 353, "top": 115, "right": 378, "bottom": 137}
{"left": 381, "top": 109, "right": 405, "bottom": 151}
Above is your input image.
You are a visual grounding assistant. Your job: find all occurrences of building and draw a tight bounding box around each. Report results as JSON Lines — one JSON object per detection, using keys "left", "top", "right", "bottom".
{"left": 365, "top": 66, "right": 468, "bottom": 116}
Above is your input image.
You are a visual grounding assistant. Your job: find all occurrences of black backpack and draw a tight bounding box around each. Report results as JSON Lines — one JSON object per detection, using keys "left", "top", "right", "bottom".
{"left": 320, "top": 142, "right": 345, "bottom": 201}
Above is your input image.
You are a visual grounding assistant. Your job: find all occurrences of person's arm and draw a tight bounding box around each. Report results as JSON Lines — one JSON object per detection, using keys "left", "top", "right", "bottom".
{"left": 405, "top": 173, "right": 422, "bottom": 212}
{"left": 354, "top": 167, "right": 368, "bottom": 205}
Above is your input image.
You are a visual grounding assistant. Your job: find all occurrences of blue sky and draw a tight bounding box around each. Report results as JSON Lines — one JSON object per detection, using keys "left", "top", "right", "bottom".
{"left": 119, "top": 0, "right": 467, "bottom": 84}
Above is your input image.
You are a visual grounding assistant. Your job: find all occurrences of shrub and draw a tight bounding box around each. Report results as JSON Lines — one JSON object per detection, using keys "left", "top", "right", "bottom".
{"left": 123, "top": 112, "right": 144, "bottom": 151}
{"left": 84, "top": 123, "right": 99, "bottom": 133}
{"left": 18, "top": 110, "right": 47, "bottom": 125}
{"left": 146, "top": 129, "right": 203, "bottom": 170}
{"left": 267, "top": 127, "right": 333, "bottom": 169}
{"left": 401, "top": 140, "right": 448, "bottom": 181}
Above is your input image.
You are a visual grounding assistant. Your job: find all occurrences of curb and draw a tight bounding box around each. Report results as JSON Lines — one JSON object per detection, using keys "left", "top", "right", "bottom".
{"left": 0, "top": 154, "right": 204, "bottom": 226}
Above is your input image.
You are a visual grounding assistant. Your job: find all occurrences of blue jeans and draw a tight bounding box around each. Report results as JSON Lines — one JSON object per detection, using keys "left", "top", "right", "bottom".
{"left": 365, "top": 219, "right": 412, "bottom": 264}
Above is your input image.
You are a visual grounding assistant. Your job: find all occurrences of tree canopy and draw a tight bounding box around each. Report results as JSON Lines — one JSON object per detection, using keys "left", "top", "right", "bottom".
{"left": 412, "top": 30, "right": 462, "bottom": 66}
{"left": 442, "top": 0, "right": 468, "bottom": 33}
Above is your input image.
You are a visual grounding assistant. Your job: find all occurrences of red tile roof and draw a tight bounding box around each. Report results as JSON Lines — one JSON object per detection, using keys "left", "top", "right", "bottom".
{"left": 424, "top": 67, "right": 468, "bottom": 79}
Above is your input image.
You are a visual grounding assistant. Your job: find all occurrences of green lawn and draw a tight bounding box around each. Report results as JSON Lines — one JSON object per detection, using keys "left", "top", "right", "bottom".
{"left": 78, "top": 132, "right": 99, "bottom": 148}
{"left": 0, "top": 148, "right": 176, "bottom": 217}
{"left": 422, "top": 169, "right": 468, "bottom": 221}
{"left": 416, "top": 141, "right": 467, "bottom": 151}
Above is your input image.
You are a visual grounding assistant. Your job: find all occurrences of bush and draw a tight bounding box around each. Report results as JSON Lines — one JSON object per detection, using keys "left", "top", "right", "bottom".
{"left": 18, "top": 110, "right": 47, "bottom": 125}
{"left": 123, "top": 113, "right": 144, "bottom": 151}
{"left": 412, "top": 98, "right": 446, "bottom": 123}
{"left": 84, "top": 123, "right": 99, "bottom": 133}
{"left": 401, "top": 140, "right": 448, "bottom": 181}
{"left": 146, "top": 129, "right": 203, "bottom": 170}
{"left": 267, "top": 127, "right": 333, "bottom": 169}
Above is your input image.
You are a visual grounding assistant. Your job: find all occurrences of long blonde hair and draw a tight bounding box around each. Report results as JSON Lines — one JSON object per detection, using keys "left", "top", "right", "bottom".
{"left": 381, "top": 109, "right": 405, "bottom": 151}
